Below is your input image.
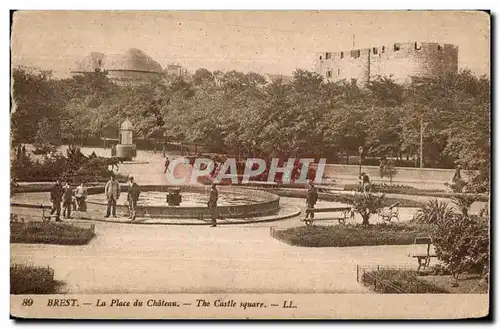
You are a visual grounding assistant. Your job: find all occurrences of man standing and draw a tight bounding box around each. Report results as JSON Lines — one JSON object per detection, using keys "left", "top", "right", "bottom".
{"left": 127, "top": 176, "right": 141, "bottom": 220}
{"left": 62, "top": 181, "right": 73, "bottom": 219}
{"left": 50, "top": 179, "right": 64, "bottom": 222}
{"left": 305, "top": 181, "right": 318, "bottom": 221}
{"left": 104, "top": 175, "right": 120, "bottom": 218}
{"left": 208, "top": 183, "right": 219, "bottom": 227}
{"left": 360, "top": 173, "right": 371, "bottom": 193}
{"left": 74, "top": 182, "right": 87, "bottom": 212}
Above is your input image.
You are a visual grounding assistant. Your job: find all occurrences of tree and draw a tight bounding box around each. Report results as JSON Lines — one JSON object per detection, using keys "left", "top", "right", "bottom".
{"left": 379, "top": 159, "right": 398, "bottom": 184}
{"left": 192, "top": 68, "right": 213, "bottom": 86}
{"left": 431, "top": 214, "right": 489, "bottom": 279}
{"left": 347, "top": 193, "right": 385, "bottom": 225}
{"left": 11, "top": 67, "right": 64, "bottom": 146}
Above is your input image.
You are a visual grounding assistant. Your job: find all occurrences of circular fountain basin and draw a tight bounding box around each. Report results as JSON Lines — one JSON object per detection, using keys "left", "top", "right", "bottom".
{"left": 86, "top": 185, "right": 280, "bottom": 219}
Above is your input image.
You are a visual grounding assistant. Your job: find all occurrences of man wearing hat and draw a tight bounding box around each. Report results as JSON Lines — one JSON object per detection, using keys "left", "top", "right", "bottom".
{"left": 127, "top": 176, "right": 141, "bottom": 220}
{"left": 305, "top": 181, "right": 318, "bottom": 221}
{"left": 208, "top": 183, "right": 219, "bottom": 227}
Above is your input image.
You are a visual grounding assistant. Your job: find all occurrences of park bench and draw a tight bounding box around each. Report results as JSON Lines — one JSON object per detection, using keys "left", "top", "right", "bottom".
{"left": 378, "top": 202, "right": 400, "bottom": 222}
{"left": 11, "top": 203, "right": 53, "bottom": 222}
{"left": 301, "top": 207, "right": 353, "bottom": 226}
{"left": 409, "top": 236, "right": 438, "bottom": 272}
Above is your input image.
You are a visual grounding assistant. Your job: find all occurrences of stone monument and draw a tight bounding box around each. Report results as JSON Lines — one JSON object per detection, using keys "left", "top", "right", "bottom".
{"left": 115, "top": 118, "right": 137, "bottom": 161}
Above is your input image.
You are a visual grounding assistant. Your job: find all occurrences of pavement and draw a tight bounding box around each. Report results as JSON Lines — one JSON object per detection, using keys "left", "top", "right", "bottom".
{"left": 9, "top": 146, "right": 482, "bottom": 294}
{"left": 11, "top": 214, "right": 435, "bottom": 294}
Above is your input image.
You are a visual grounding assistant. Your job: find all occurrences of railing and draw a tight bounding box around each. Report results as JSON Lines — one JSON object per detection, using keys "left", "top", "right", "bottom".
{"left": 356, "top": 264, "right": 418, "bottom": 294}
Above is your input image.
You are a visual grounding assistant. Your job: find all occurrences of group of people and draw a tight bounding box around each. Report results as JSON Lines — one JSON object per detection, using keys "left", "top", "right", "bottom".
{"left": 49, "top": 180, "right": 88, "bottom": 221}
{"left": 49, "top": 175, "right": 141, "bottom": 221}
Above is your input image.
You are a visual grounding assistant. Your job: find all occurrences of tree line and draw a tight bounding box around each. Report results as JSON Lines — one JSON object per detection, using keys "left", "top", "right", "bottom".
{"left": 11, "top": 66, "right": 489, "bottom": 182}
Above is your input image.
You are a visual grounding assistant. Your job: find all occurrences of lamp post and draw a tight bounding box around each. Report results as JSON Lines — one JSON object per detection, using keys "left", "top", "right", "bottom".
{"left": 162, "top": 131, "right": 166, "bottom": 157}
{"left": 419, "top": 118, "right": 429, "bottom": 169}
{"left": 358, "top": 146, "right": 364, "bottom": 177}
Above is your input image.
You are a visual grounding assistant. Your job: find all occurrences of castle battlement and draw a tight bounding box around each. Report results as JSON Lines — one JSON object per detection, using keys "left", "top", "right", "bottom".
{"left": 315, "top": 42, "right": 458, "bottom": 85}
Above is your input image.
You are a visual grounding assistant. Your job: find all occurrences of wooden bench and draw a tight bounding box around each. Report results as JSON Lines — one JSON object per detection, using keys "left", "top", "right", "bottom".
{"left": 301, "top": 207, "right": 353, "bottom": 226}
{"left": 11, "top": 203, "right": 53, "bottom": 222}
{"left": 409, "top": 236, "right": 438, "bottom": 271}
{"left": 378, "top": 202, "right": 400, "bottom": 222}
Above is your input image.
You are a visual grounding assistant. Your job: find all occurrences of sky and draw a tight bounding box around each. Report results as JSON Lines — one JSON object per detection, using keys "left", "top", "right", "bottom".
{"left": 11, "top": 10, "right": 490, "bottom": 78}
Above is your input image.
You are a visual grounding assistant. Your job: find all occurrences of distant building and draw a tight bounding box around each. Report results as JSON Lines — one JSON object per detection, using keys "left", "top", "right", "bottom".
{"left": 263, "top": 73, "right": 294, "bottom": 85}
{"left": 71, "top": 48, "right": 163, "bottom": 85}
{"left": 315, "top": 42, "right": 458, "bottom": 86}
{"left": 166, "top": 64, "right": 187, "bottom": 77}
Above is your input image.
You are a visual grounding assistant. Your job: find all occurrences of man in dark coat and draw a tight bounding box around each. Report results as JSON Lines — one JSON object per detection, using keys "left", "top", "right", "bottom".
{"left": 127, "top": 176, "right": 141, "bottom": 220}
{"left": 50, "top": 179, "right": 64, "bottom": 221}
{"left": 305, "top": 181, "right": 318, "bottom": 220}
{"left": 208, "top": 184, "right": 219, "bottom": 227}
{"left": 62, "top": 181, "right": 73, "bottom": 219}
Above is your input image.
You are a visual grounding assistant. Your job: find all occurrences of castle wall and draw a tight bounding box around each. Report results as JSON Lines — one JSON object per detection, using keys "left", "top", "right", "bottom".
{"left": 316, "top": 42, "right": 458, "bottom": 86}
{"left": 106, "top": 70, "right": 162, "bottom": 85}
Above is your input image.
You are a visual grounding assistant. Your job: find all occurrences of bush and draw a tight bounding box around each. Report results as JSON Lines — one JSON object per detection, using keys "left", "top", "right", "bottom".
{"left": 379, "top": 159, "right": 398, "bottom": 184}
{"left": 431, "top": 215, "right": 489, "bottom": 278}
{"left": 412, "top": 199, "right": 455, "bottom": 225}
{"left": 361, "top": 269, "right": 447, "bottom": 293}
{"left": 11, "top": 221, "right": 95, "bottom": 245}
{"left": 274, "top": 223, "right": 430, "bottom": 247}
{"left": 10, "top": 264, "right": 58, "bottom": 294}
{"left": 11, "top": 146, "right": 113, "bottom": 182}
{"left": 346, "top": 193, "right": 386, "bottom": 225}
{"left": 344, "top": 183, "right": 444, "bottom": 194}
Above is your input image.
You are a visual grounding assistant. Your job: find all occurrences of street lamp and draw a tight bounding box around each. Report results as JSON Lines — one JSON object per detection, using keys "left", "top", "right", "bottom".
{"left": 419, "top": 118, "right": 429, "bottom": 169}
{"left": 358, "top": 146, "right": 364, "bottom": 177}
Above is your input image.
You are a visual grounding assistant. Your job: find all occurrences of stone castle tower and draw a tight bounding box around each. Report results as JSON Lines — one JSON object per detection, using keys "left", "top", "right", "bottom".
{"left": 315, "top": 42, "right": 458, "bottom": 86}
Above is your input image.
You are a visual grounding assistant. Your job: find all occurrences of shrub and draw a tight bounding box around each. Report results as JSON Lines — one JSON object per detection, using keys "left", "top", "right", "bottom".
{"left": 431, "top": 215, "right": 489, "bottom": 279}
{"left": 274, "top": 223, "right": 429, "bottom": 247}
{"left": 412, "top": 199, "right": 455, "bottom": 225}
{"left": 11, "top": 146, "right": 113, "bottom": 182}
{"left": 346, "top": 193, "right": 385, "bottom": 225}
{"left": 11, "top": 221, "right": 95, "bottom": 245}
{"left": 451, "top": 193, "right": 480, "bottom": 217}
{"left": 361, "top": 269, "right": 447, "bottom": 293}
{"left": 379, "top": 159, "right": 398, "bottom": 184}
{"left": 10, "top": 264, "right": 58, "bottom": 294}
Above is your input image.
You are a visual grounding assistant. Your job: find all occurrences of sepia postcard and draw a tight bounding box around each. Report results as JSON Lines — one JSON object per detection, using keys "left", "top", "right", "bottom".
{"left": 9, "top": 10, "right": 490, "bottom": 319}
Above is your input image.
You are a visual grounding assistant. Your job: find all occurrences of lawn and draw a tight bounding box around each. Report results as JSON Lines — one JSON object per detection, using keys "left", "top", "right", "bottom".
{"left": 11, "top": 221, "right": 95, "bottom": 245}
{"left": 361, "top": 268, "right": 447, "bottom": 293}
{"left": 274, "top": 223, "right": 430, "bottom": 247}
{"left": 420, "top": 274, "right": 488, "bottom": 294}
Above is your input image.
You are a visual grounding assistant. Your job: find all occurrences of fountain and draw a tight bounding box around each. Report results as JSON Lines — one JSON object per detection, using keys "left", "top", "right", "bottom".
{"left": 166, "top": 188, "right": 182, "bottom": 206}
{"left": 86, "top": 185, "right": 281, "bottom": 220}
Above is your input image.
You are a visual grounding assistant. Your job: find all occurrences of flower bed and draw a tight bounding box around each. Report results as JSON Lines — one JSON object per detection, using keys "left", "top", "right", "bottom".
{"left": 11, "top": 221, "right": 95, "bottom": 245}
{"left": 273, "top": 223, "right": 430, "bottom": 248}
{"left": 361, "top": 268, "right": 447, "bottom": 294}
{"left": 10, "top": 264, "right": 58, "bottom": 294}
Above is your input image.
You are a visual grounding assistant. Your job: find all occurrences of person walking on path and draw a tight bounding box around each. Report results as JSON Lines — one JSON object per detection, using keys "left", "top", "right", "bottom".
{"left": 208, "top": 183, "right": 219, "bottom": 227}
{"left": 127, "top": 176, "right": 141, "bottom": 220}
{"left": 74, "top": 182, "right": 88, "bottom": 212}
{"left": 164, "top": 157, "right": 170, "bottom": 174}
{"left": 62, "top": 181, "right": 73, "bottom": 219}
{"left": 452, "top": 165, "right": 462, "bottom": 183}
{"left": 305, "top": 181, "right": 318, "bottom": 220}
{"left": 104, "top": 175, "right": 121, "bottom": 218}
{"left": 50, "top": 179, "right": 64, "bottom": 222}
